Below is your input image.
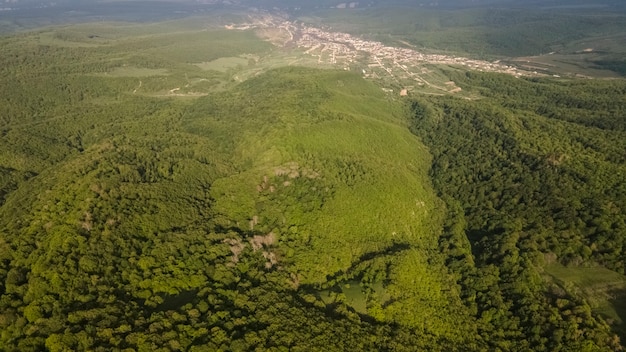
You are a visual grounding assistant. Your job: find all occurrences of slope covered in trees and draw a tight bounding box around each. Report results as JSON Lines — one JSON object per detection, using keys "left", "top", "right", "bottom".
{"left": 410, "top": 72, "right": 626, "bottom": 350}
{"left": 0, "top": 23, "right": 475, "bottom": 350}
{"left": 0, "top": 13, "right": 625, "bottom": 352}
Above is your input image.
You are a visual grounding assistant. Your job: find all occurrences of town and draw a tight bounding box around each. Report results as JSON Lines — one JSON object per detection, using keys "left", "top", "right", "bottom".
{"left": 227, "top": 12, "right": 536, "bottom": 95}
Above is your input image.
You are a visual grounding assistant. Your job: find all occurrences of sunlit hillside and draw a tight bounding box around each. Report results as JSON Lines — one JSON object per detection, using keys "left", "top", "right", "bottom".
{"left": 1, "top": 2, "right": 625, "bottom": 351}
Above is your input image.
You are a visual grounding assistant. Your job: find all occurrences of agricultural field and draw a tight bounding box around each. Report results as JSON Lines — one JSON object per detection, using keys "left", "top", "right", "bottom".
{"left": 546, "top": 263, "right": 626, "bottom": 330}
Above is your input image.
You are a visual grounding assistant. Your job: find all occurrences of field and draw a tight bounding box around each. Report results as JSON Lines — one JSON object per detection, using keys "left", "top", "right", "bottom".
{"left": 194, "top": 57, "right": 250, "bottom": 72}
{"left": 546, "top": 264, "right": 626, "bottom": 340}
{"left": 505, "top": 33, "right": 626, "bottom": 78}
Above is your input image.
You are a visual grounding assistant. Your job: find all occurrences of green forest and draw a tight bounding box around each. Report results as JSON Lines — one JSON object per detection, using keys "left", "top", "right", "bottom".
{"left": 409, "top": 71, "right": 626, "bottom": 350}
{"left": 0, "top": 9, "right": 625, "bottom": 352}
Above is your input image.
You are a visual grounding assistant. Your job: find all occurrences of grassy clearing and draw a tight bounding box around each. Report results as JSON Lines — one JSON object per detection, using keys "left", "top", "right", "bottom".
{"left": 507, "top": 54, "right": 624, "bottom": 78}
{"left": 546, "top": 263, "right": 626, "bottom": 293}
{"left": 104, "top": 66, "right": 169, "bottom": 77}
{"left": 545, "top": 263, "right": 626, "bottom": 338}
{"left": 319, "top": 280, "right": 369, "bottom": 314}
{"left": 36, "top": 31, "right": 109, "bottom": 48}
{"left": 5, "top": 21, "right": 281, "bottom": 98}
{"left": 111, "top": 29, "right": 272, "bottom": 63}
{"left": 505, "top": 33, "right": 626, "bottom": 78}
{"left": 194, "top": 57, "right": 250, "bottom": 72}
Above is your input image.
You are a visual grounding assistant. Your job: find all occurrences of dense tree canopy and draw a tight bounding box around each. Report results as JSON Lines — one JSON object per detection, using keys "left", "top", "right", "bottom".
{"left": 0, "top": 16, "right": 625, "bottom": 352}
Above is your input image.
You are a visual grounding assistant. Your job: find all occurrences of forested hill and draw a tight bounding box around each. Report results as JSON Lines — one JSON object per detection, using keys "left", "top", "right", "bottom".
{"left": 410, "top": 71, "right": 626, "bottom": 350}
{"left": 0, "top": 24, "right": 472, "bottom": 350}
{"left": 1, "top": 15, "right": 626, "bottom": 352}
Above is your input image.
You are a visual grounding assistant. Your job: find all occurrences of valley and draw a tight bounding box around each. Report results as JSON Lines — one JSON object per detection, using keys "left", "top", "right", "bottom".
{"left": 228, "top": 12, "right": 532, "bottom": 96}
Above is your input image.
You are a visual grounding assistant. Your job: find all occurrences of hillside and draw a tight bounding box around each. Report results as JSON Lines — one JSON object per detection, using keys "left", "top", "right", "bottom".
{"left": 0, "top": 22, "right": 477, "bottom": 350}
{"left": 0, "top": 6, "right": 625, "bottom": 352}
{"left": 409, "top": 71, "right": 626, "bottom": 350}
{"left": 296, "top": 4, "right": 626, "bottom": 77}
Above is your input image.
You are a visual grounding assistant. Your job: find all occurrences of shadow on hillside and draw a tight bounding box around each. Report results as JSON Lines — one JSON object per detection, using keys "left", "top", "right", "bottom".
{"left": 608, "top": 289, "right": 626, "bottom": 345}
